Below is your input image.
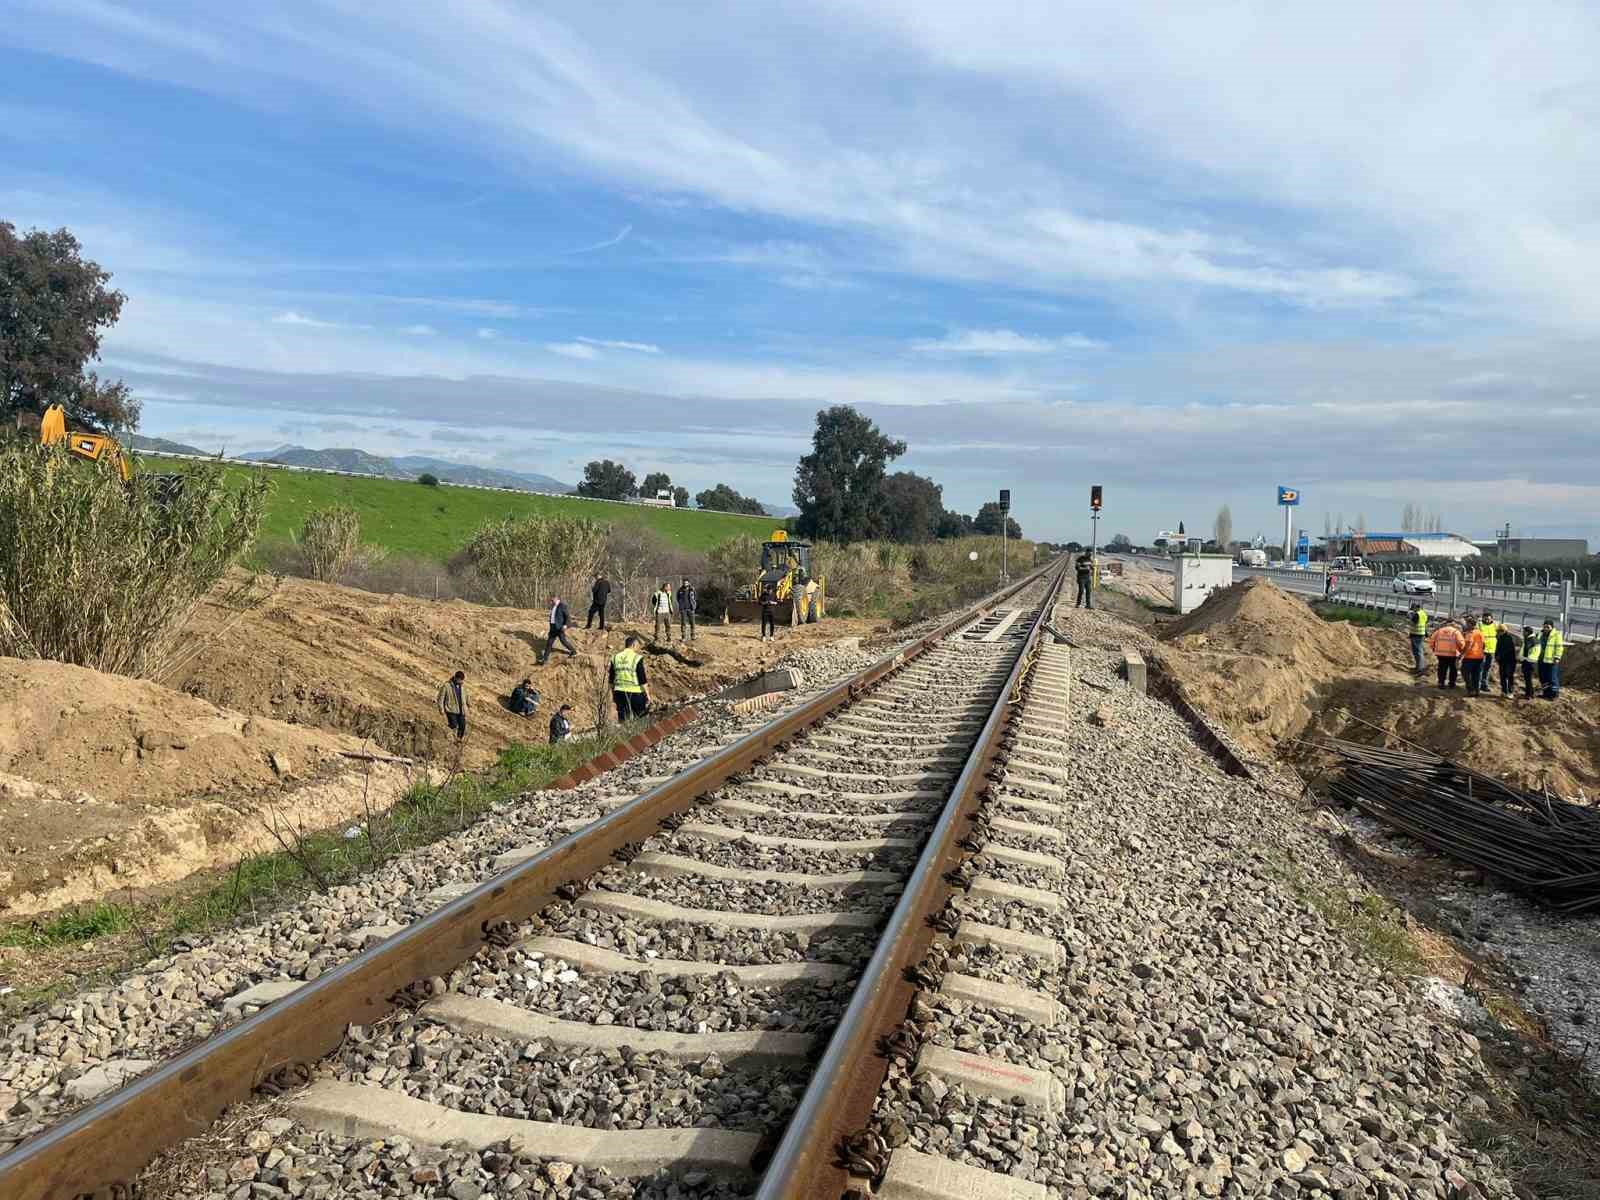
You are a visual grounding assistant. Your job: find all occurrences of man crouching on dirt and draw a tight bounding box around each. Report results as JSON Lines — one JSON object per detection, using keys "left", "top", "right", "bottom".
{"left": 609, "top": 635, "right": 649, "bottom": 723}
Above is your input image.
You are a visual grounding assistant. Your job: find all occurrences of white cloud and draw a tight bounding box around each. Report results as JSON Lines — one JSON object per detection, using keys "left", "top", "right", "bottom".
{"left": 400, "top": 323, "right": 437, "bottom": 336}
{"left": 913, "top": 328, "right": 1103, "bottom": 355}
{"left": 271, "top": 310, "right": 340, "bottom": 328}
{"left": 576, "top": 336, "right": 660, "bottom": 354}
{"left": 546, "top": 341, "right": 599, "bottom": 360}
{"left": 476, "top": 328, "right": 498, "bottom": 340}
{"left": 569, "top": 224, "right": 632, "bottom": 253}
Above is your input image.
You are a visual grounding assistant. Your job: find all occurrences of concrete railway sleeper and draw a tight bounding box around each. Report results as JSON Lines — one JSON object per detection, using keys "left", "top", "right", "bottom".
{"left": 0, "top": 564, "right": 1062, "bottom": 1200}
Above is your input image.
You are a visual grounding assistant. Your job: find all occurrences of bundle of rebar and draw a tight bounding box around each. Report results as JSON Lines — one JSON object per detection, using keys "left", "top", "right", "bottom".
{"left": 1312, "top": 736, "right": 1600, "bottom": 914}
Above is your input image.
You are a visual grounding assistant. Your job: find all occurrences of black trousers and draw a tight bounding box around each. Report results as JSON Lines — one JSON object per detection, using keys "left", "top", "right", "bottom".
{"left": 1076, "top": 577, "right": 1092, "bottom": 608}
{"left": 1522, "top": 661, "right": 1537, "bottom": 698}
{"left": 613, "top": 690, "right": 647, "bottom": 722}
{"left": 539, "top": 625, "right": 576, "bottom": 662}
{"left": 1436, "top": 656, "right": 1457, "bottom": 688}
{"left": 761, "top": 607, "right": 777, "bottom": 637}
{"left": 1497, "top": 658, "right": 1516, "bottom": 694}
{"left": 586, "top": 601, "right": 607, "bottom": 629}
{"left": 446, "top": 712, "right": 466, "bottom": 740}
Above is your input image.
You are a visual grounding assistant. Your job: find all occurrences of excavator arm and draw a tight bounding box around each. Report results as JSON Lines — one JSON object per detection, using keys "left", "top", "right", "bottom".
{"left": 39, "top": 404, "right": 132, "bottom": 481}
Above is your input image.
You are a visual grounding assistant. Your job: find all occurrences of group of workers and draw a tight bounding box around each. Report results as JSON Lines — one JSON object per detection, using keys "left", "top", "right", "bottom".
{"left": 1407, "top": 604, "right": 1565, "bottom": 699}
{"left": 435, "top": 669, "right": 578, "bottom": 745}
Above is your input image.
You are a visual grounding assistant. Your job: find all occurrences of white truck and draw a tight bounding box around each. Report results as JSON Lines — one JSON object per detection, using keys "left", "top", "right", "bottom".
{"left": 1237, "top": 548, "right": 1268, "bottom": 568}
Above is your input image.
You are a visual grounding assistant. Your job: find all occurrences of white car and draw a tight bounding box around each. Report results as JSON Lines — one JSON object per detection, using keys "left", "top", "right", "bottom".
{"left": 1391, "top": 571, "right": 1437, "bottom": 595}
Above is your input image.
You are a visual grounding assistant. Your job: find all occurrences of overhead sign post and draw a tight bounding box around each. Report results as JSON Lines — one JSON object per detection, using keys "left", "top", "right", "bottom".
{"left": 1277, "top": 486, "right": 1300, "bottom": 563}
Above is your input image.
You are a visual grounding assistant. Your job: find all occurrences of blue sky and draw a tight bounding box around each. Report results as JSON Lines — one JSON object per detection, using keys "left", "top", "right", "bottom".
{"left": 6, "top": 1, "right": 1600, "bottom": 543}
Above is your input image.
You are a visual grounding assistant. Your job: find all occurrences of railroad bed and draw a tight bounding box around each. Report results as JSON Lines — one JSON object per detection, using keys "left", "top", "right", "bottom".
{"left": 3, "top": 568, "right": 1527, "bottom": 1200}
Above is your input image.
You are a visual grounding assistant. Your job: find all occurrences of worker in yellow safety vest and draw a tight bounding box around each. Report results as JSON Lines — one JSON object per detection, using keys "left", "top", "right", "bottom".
{"left": 1537, "top": 619, "right": 1565, "bottom": 700}
{"left": 1478, "top": 613, "right": 1500, "bottom": 696}
{"left": 1407, "top": 604, "right": 1429, "bottom": 675}
{"left": 609, "top": 634, "right": 649, "bottom": 723}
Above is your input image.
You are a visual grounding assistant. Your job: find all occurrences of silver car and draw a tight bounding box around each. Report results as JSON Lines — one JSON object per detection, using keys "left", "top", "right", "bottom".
{"left": 1391, "top": 570, "right": 1436, "bottom": 595}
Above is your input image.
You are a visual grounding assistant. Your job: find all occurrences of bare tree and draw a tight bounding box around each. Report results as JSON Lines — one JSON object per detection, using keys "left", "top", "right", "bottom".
{"left": 1213, "top": 504, "right": 1233, "bottom": 548}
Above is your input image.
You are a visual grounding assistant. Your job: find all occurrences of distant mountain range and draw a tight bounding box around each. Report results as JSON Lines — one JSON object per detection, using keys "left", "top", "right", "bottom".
{"left": 129, "top": 433, "right": 787, "bottom": 512}
{"left": 235, "top": 445, "right": 573, "bottom": 494}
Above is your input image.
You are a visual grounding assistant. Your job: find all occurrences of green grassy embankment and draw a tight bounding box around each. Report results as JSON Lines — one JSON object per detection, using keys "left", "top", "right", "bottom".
{"left": 136, "top": 453, "right": 780, "bottom": 560}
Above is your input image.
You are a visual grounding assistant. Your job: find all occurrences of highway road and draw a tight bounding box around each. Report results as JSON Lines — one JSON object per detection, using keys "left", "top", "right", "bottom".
{"left": 1108, "top": 554, "right": 1600, "bottom": 642}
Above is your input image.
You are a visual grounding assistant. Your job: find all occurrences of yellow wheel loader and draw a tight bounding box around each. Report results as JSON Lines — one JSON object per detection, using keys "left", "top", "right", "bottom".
{"left": 727, "top": 530, "right": 826, "bottom": 625}
{"left": 38, "top": 403, "right": 132, "bottom": 480}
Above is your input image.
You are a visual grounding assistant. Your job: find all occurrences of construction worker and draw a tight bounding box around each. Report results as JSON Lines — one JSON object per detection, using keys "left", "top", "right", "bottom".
{"left": 1538, "top": 618, "right": 1564, "bottom": 699}
{"left": 1075, "top": 551, "right": 1094, "bottom": 608}
{"left": 436, "top": 670, "right": 468, "bottom": 740}
{"left": 1407, "top": 604, "right": 1429, "bottom": 675}
{"left": 1478, "top": 612, "right": 1498, "bottom": 694}
{"left": 609, "top": 634, "right": 649, "bottom": 722}
{"left": 1519, "top": 625, "right": 1540, "bottom": 700}
{"left": 1461, "top": 619, "right": 1486, "bottom": 695}
{"left": 650, "top": 581, "right": 674, "bottom": 643}
{"left": 759, "top": 579, "right": 780, "bottom": 641}
{"left": 1494, "top": 622, "right": 1519, "bottom": 698}
{"left": 1428, "top": 620, "right": 1463, "bottom": 690}
{"left": 803, "top": 576, "right": 820, "bottom": 623}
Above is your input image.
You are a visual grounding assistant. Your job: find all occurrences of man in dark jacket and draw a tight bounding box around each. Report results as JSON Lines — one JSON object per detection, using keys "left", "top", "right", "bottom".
{"left": 509, "top": 678, "right": 539, "bottom": 716}
{"left": 676, "top": 578, "right": 698, "bottom": 642}
{"left": 1494, "top": 623, "right": 1518, "bottom": 697}
{"left": 1074, "top": 552, "right": 1093, "bottom": 608}
{"left": 586, "top": 575, "right": 610, "bottom": 630}
{"left": 759, "top": 580, "right": 780, "bottom": 641}
{"left": 548, "top": 703, "right": 574, "bottom": 744}
{"left": 538, "top": 594, "right": 577, "bottom": 664}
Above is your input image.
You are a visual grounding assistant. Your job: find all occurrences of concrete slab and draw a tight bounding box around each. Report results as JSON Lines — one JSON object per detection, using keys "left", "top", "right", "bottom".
{"left": 680, "top": 822, "right": 915, "bottom": 852}
{"left": 579, "top": 891, "right": 881, "bottom": 933}
{"left": 712, "top": 799, "right": 932, "bottom": 827}
{"left": 763, "top": 763, "right": 953, "bottom": 785}
{"left": 916, "top": 1045, "right": 1064, "bottom": 1113}
{"left": 222, "top": 979, "right": 303, "bottom": 1015}
{"left": 939, "top": 973, "right": 1058, "bottom": 1025}
{"left": 979, "top": 843, "right": 1065, "bottom": 873}
{"left": 968, "top": 876, "right": 1062, "bottom": 912}
{"left": 743, "top": 779, "right": 945, "bottom": 803}
{"left": 290, "top": 1081, "right": 758, "bottom": 1176}
{"left": 631, "top": 850, "right": 900, "bottom": 888}
{"left": 421, "top": 880, "right": 476, "bottom": 906}
{"left": 989, "top": 815, "right": 1063, "bottom": 843}
{"left": 879, "top": 1149, "right": 1049, "bottom": 1200}
{"left": 1120, "top": 649, "right": 1147, "bottom": 694}
{"left": 981, "top": 609, "right": 1025, "bottom": 642}
{"left": 426, "top": 993, "right": 815, "bottom": 1066}
{"left": 989, "top": 792, "right": 1061, "bottom": 818}
{"left": 518, "top": 936, "right": 853, "bottom": 985}
{"left": 62, "top": 1059, "right": 155, "bottom": 1103}
{"left": 954, "top": 920, "right": 1063, "bottom": 965}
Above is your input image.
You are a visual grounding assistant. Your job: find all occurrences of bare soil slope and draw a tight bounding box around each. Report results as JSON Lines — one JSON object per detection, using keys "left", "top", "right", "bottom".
{"left": 0, "top": 659, "right": 411, "bottom": 915}
{"left": 1153, "top": 579, "right": 1600, "bottom": 797}
{"left": 167, "top": 576, "right": 882, "bottom": 767}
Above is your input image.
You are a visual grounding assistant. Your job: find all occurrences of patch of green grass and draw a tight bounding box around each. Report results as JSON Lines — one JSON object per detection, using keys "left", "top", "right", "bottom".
{"left": 1313, "top": 602, "right": 1401, "bottom": 629}
{"left": 1273, "top": 856, "right": 1428, "bottom": 976}
{"left": 0, "top": 730, "right": 627, "bottom": 998}
{"left": 135, "top": 453, "right": 778, "bottom": 561}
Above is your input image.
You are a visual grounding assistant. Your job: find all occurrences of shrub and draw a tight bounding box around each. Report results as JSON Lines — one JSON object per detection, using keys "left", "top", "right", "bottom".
{"left": 0, "top": 442, "right": 270, "bottom": 676}
{"left": 299, "top": 505, "right": 362, "bottom": 582}
{"left": 417, "top": 473, "right": 439, "bottom": 487}
{"left": 457, "top": 514, "right": 608, "bottom": 608}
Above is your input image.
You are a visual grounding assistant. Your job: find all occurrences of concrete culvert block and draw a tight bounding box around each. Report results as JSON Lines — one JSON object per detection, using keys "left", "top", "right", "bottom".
{"left": 716, "top": 668, "right": 804, "bottom": 703}
{"left": 1119, "top": 648, "right": 1147, "bottom": 693}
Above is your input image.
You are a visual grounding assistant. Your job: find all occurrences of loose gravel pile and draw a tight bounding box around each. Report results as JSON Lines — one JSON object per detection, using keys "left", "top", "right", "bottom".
{"left": 868, "top": 600, "right": 1523, "bottom": 1198}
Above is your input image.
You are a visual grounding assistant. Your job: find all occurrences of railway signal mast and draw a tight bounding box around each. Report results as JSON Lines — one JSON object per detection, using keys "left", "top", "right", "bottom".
{"left": 1090, "top": 484, "right": 1103, "bottom": 561}
{"left": 998, "top": 488, "right": 1011, "bottom": 583}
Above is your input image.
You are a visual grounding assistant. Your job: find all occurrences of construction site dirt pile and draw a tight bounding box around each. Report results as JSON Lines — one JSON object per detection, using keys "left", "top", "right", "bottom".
{"left": 169, "top": 575, "right": 883, "bottom": 768}
{"left": 1565, "top": 640, "right": 1600, "bottom": 691}
{"left": 0, "top": 658, "right": 412, "bottom": 916}
{"left": 1152, "top": 578, "right": 1600, "bottom": 798}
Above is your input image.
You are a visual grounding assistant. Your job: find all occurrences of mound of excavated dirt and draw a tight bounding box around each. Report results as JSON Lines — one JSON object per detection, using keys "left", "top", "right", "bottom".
{"left": 167, "top": 576, "right": 884, "bottom": 767}
{"left": 0, "top": 658, "right": 414, "bottom": 916}
{"left": 1566, "top": 641, "right": 1600, "bottom": 692}
{"left": 1151, "top": 579, "right": 1600, "bottom": 798}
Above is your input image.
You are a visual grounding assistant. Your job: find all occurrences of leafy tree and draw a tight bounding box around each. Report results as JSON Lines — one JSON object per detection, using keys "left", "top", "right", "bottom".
{"left": 936, "top": 509, "right": 975, "bottom": 539}
{"left": 883, "top": 471, "right": 944, "bottom": 543}
{"left": 973, "top": 501, "right": 1022, "bottom": 540}
{"left": 695, "top": 483, "right": 766, "bottom": 515}
{"left": 1109, "top": 533, "right": 1133, "bottom": 550}
{"left": 640, "top": 471, "right": 672, "bottom": 500}
{"left": 576, "top": 459, "right": 638, "bottom": 500}
{"left": 417, "top": 472, "right": 440, "bottom": 487}
{"left": 672, "top": 486, "right": 689, "bottom": 508}
{"left": 1213, "top": 504, "right": 1233, "bottom": 548}
{"left": 1, "top": 222, "right": 137, "bottom": 431}
{"left": 793, "top": 405, "right": 906, "bottom": 541}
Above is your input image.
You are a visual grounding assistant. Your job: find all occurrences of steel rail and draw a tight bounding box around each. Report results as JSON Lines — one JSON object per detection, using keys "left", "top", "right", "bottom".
{"left": 756, "top": 562, "right": 1069, "bottom": 1200}
{"left": 0, "top": 562, "right": 1058, "bottom": 1200}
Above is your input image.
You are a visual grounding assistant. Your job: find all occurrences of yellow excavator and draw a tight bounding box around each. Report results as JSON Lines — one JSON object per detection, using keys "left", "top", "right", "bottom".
{"left": 727, "top": 530, "right": 826, "bottom": 625}
{"left": 38, "top": 403, "right": 132, "bottom": 480}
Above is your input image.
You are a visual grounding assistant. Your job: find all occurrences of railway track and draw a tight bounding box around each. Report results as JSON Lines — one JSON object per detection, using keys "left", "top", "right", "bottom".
{"left": 2, "top": 564, "right": 1071, "bottom": 1200}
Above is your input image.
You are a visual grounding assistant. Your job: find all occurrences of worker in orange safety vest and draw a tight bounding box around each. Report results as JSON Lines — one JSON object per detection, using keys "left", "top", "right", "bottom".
{"left": 1428, "top": 620, "right": 1464, "bottom": 690}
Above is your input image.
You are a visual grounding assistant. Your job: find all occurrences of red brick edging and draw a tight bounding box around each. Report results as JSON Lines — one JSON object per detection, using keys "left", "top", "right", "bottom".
{"left": 547, "top": 706, "right": 701, "bottom": 789}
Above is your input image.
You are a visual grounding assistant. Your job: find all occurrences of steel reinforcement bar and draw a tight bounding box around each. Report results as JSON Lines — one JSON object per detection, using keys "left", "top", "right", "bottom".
{"left": 1, "top": 561, "right": 1060, "bottom": 1200}
{"left": 757, "top": 560, "right": 1068, "bottom": 1200}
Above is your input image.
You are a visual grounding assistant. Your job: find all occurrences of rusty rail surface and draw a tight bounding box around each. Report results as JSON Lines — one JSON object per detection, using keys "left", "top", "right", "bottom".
{"left": 1, "top": 561, "right": 1058, "bottom": 1200}
{"left": 757, "top": 561, "right": 1068, "bottom": 1200}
